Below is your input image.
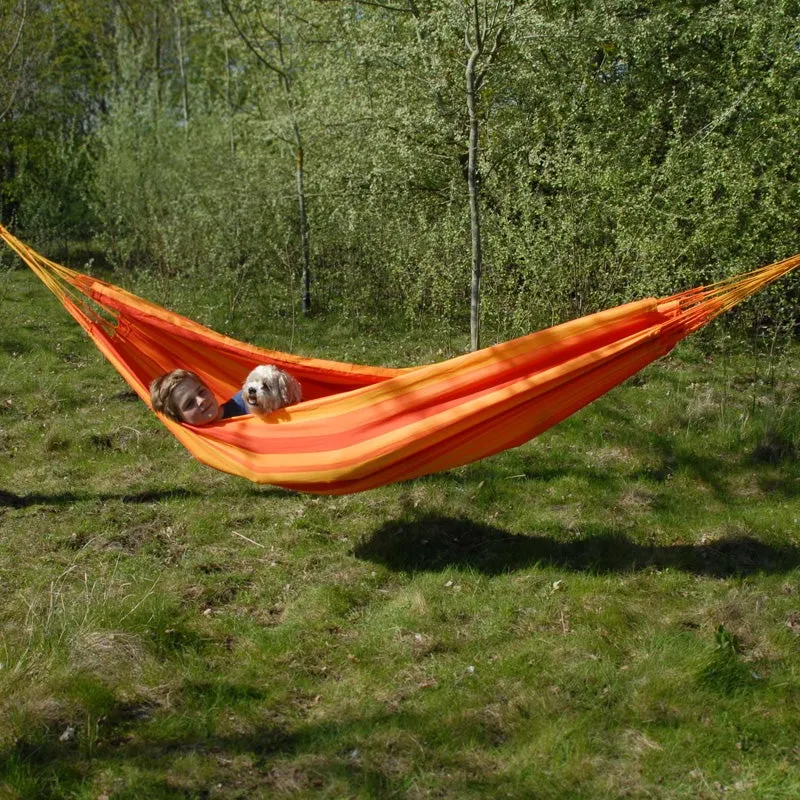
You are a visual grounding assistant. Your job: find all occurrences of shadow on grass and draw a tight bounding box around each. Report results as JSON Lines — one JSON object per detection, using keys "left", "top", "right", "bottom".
{"left": 1, "top": 721, "right": 294, "bottom": 800}
{"left": 354, "top": 515, "right": 800, "bottom": 578}
{"left": 0, "top": 488, "right": 197, "bottom": 508}
{"left": 0, "top": 486, "right": 293, "bottom": 509}
{"left": 0, "top": 701, "right": 442, "bottom": 800}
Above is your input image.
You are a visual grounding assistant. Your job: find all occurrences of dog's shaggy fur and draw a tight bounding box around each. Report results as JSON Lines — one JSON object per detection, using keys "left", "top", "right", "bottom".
{"left": 242, "top": 365, "right": 302, "bottom": 417}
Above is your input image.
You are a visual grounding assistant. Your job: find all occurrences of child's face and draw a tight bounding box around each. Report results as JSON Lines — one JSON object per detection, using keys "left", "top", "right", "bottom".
{"left": 172, "top": 378, "right": 220, "bottom": 425}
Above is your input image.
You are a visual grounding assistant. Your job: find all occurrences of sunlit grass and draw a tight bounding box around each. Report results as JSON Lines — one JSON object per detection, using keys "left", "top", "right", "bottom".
{"left": 1, "top": 266, "right": 800, "bottom": 798}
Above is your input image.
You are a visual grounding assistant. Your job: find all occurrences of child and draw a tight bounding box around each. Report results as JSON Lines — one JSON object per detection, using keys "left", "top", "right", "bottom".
{"left": 149, "top": 369, "right": 248, "bottom": 425}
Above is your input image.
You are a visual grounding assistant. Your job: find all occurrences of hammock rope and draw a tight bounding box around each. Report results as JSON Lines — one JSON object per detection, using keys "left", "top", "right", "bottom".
{"left": 3, "top": 223, "right": 799, "bottom": 495}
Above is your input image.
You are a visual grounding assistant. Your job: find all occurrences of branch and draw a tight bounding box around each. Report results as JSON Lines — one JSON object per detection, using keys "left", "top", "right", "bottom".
{"left": 0, "top": 0, "right": 27, "bottom": 122}
{"left": 313, "top": 0, "right": 417, "bottom": 13}
{"left": 253, "top": 3, "right": 280, "bottom": 44}
{"left": 112, "top": 0, "right": 142, "bottom": 47}
{"left": 220, "top": 0, "right": 287, "bottom": 80}
{"left": 0, "top": 74, "right": 22, "bottom": 122}
{"left": 472, "top": 0, "right": 482, "bottom": 51}
{"left": 485, "top": 24, "right": 505, "bottom": 63}
{"left": 486, "top": 0, "right": 505, "bottom": 36}
{"left": 1, "top": 0, "right": 26, "bottom": 69}
{"left": 474, "top": 2, "right": 513, "bottom": 82}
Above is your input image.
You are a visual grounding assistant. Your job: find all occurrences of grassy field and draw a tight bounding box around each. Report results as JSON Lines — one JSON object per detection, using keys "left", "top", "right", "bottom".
{"left": 1, "top": 262, "right": 800, "bottom": 799}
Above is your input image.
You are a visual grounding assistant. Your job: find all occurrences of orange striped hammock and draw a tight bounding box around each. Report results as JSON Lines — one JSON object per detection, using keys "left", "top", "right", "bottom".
{"left": 3, "top": 223, "right": 798, "bottom": 495}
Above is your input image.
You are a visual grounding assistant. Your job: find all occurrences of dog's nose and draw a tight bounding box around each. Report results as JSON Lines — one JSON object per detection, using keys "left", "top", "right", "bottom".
{"left": 247, "top": 387, "right": 257, "bottom": 398}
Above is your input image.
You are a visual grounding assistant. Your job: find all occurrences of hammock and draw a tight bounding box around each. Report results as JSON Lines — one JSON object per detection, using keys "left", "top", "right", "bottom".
{"left": 3, "top": 223, "right": 799, "bottom": 495}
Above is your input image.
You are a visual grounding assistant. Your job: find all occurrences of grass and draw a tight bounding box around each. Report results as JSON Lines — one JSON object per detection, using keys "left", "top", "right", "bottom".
{"left": 1, "top": 262, "right": 800, "bottom": 799}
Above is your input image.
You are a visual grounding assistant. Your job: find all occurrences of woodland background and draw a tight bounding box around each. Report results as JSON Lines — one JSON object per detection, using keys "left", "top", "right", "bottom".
{"left": 1, "top": 0, "right": 799, "bottom": 343}
{"left": 3, "top": 4, "right": 800, "bottom": 796}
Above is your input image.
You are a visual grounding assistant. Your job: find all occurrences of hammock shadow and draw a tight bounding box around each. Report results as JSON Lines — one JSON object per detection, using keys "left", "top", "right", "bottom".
{"left": 354, "top": 514, "right": 800, "bottom": 578}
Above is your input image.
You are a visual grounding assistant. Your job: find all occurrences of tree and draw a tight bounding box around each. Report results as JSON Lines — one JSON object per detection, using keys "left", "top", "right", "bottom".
{"left": 0, "top": 0, "right": 113, "bottom": 244}
{"left": 464, "top": 0, "right": 516, "bottom": 349}
{"left": 222, "top": 0, "right": 316, "bottom": 313}
{"left": 0, "top": 0, "right": 26, "bottom": 123}
{"left": 172, "top": 0, "right": 191, "bottom": 131}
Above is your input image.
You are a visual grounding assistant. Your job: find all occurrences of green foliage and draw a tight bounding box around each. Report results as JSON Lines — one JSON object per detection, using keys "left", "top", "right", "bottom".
{"left": 2, "top": 0, "right": 799, "bottom": 333}
{"left": 0, "top": 0, "right": 113, "bottom": 246}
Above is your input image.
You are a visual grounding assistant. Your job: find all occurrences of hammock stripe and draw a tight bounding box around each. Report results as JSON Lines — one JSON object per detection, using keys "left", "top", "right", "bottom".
{"left": 3, "top": 223, "right": 798, "bottom": 494}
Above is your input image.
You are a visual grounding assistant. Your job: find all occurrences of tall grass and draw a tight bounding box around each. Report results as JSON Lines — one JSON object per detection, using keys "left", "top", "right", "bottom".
{"left": 1, "top": 265, "right": 800, "bottom": 799}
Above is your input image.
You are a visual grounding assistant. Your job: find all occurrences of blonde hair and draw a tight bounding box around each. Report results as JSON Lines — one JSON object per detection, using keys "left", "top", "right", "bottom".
{"left": 149, "top": 369, "right": 205, "bottom": 421}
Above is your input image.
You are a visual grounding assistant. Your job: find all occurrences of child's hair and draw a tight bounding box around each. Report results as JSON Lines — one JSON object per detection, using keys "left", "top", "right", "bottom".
{"left": 149, "top": 369, "right": 204, "bottom": 421}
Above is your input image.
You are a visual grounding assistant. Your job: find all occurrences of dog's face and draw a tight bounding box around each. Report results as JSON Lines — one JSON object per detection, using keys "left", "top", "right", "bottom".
{"left": 243, "top": 365, "right": 302, "bottom": 417}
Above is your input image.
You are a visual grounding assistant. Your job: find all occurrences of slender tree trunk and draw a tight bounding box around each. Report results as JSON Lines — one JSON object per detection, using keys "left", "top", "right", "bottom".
{"left": 224, "top": 41, "right": 235, "bottom": 158}
{"left": 154, "top": 7, "right": 162, "bottom": 111}
{"left": 0, "top": 0, "right": 26, "bottom": 123}
{"left": 466, "top": 46, "right": 482, "bottom": 351}
{"left": 221, "top": 0, "right": 312, "bottom": 313}
{"left": 173, "top": 0, "right": 190, "bottom": 132}
{"left": 294, "top": 129, "right": 311, "bottom": 313}
{"left": 281, "top": 66, "right": 311, "bottom": 314}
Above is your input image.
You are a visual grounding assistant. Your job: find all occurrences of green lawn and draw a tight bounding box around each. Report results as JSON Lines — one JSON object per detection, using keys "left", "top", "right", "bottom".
{"left": 1, "top": 265, "right": 800, "bottom": 799}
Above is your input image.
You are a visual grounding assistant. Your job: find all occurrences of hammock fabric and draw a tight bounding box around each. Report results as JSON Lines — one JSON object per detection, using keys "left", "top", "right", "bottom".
{"left": 3, "top": 223, "right": 799, "bottom": 495}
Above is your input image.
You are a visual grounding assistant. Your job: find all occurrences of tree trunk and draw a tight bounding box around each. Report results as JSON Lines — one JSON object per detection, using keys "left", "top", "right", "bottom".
{"left": 219, "top": 0, "right": 312, "bottom": 312}
{"left": 466, "top": 46, "right": 482, "bottom": 351}
{"left": 173, "top": 0, "right": 190, "bottom": 132}
{"left": 224, "top": 41, "right": 235, "bottom": 158}
{"left": 294, "top": 128, "right": 311, "bottom": 314}
{"left": 154, "top": 7, "right": 163, "bottom": 111}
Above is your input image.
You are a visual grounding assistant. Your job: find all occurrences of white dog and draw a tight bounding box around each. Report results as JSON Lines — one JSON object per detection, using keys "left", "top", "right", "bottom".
{"left": 242, "top": 365, "right": 302, "bottom": 417}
